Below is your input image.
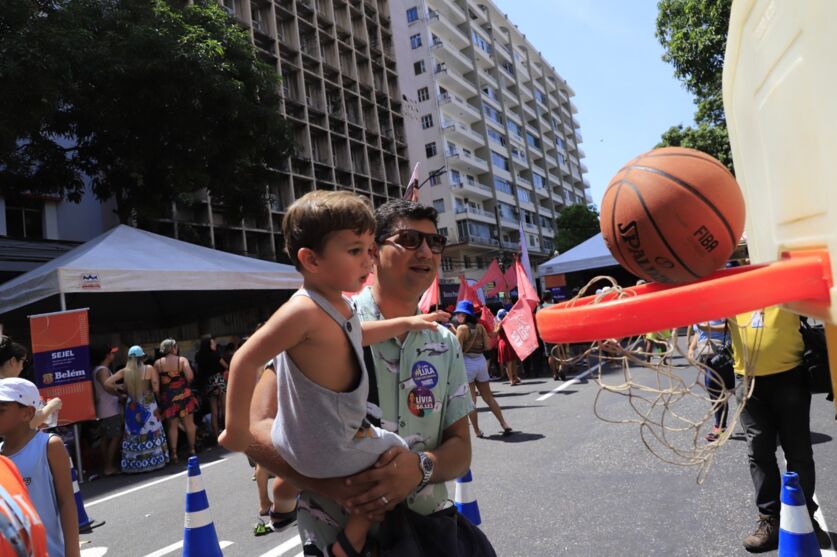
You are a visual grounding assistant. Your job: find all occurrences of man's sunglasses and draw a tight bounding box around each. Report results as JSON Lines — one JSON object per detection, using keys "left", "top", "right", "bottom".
{"left": 384, "top": 229, "right": 447, "bottom": 254}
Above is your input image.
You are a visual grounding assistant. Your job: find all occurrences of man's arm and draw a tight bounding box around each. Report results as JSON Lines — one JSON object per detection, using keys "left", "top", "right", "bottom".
{"left": 344, "top": 416, "right": 471, "bottom": 518}
{"left": 245, "top": 364, "right": 372, "bottom": 505}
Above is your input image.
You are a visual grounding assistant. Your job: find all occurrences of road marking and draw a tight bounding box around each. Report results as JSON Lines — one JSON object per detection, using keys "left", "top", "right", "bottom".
{"left": 258, "top": 535, "right": 302, "bottom": 557}
{"left": 536, "top": 362, "right": 602, "bottom": 401}
{"left": 86, "top": 458, "right": 227, "bottom": 508}
{"left": 813, "top": 494, "right": 836, "bottom": 556}
{"left": 142, "top": 540, "right": 233, "bottom": 557}
{"left": 80, "top": 548, "right": 108, "bottom": 557}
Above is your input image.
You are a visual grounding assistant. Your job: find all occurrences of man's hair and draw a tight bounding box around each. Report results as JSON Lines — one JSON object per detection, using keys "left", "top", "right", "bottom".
{"left": 374, "top": 199, "right": 439, "bottom": 243}
{"left": 283, "top": 191, "right": 375, "bottom": 269}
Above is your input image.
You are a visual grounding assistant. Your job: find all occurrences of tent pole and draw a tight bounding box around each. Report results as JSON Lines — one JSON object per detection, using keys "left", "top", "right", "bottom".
{"left": 59, "top": 292, "right": 66, "bottom": 311}
{"left": 59, "top": 290, "right": 85, "bottom": 482}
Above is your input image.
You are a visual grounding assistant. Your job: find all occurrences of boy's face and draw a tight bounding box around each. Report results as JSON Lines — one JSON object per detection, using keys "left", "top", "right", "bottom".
{"left": 313, "top": 229, "right": 376, "bottom": 291}
{"left": 0, "top": 402, "right": 34, "bottom": 435}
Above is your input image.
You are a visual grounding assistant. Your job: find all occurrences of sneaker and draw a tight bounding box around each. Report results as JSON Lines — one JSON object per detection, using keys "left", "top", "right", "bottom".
{"left": 705, "top": 426, "right": 724, "bottom": 442}
{"left": 743, "top": 514, "right": 778, "bottom": 553}
{"left": 812, "top": 517, "right": 832, "bottom": 549}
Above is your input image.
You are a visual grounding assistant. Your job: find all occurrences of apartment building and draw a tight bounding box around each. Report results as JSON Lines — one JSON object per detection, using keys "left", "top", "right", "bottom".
{"left": 391, "top": 0, "right": 590, "bottom": 286}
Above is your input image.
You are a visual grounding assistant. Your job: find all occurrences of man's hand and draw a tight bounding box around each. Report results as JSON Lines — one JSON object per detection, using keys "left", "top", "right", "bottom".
{"left": 219, "top": 424, "right": 252, "bottom": 453}
{"left": 344, "top": 447, "right": 422, "bottom": 519}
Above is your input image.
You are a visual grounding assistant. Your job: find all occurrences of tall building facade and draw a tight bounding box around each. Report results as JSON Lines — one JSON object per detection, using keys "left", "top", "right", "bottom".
{"left": 391, "top": 0, "right": 590, "bottom": 286}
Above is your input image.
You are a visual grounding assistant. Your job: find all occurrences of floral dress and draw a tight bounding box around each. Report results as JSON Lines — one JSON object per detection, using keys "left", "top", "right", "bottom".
{"left": 158, "top": 357, "right": 198, "bottom": 419}
{"left": 122, "top": 389, "right": 169, "bottom": 473}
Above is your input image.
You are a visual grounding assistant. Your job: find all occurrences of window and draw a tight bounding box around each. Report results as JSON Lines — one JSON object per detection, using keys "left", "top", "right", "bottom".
{"left": 487, "top": 128, "right": 506, "bottom": 146}
{"left": 558, "top": 153, "right": 566, "bottom": 165}
{"left": 533, "top": 172, "right": 545, "bottom": 189}
{"left": 410, "top": 33, "right": 422, "bottom": 49}
{"left": 529, "top": 234, "right": 537, "bottom": 247}
{"left": 498, "top": 202, "right": 516, "bottom": 220}
{"left": 417, "top": 87, "right": 429, "bottom": 102}
{"left": 481, "top": 86, "right": 496, "bottom": 100}
{"left": 501, "top": 61, "right": 515, "bottom": 76}
{"left": 526, "top": 132, "right": 541, "bottom": 149}
{"left": 484, "top": 104, "right": 503, "bottom": 125}
{"left": 429, "top": 173, "right": 441, "bottom": 186}
{"left": 438, "top": 227, "right": 448, "bottom": 238}
{"left": 406, "top": 7, "right": 419, "bottom": 23}
{"left": 535, "top": 89, "right": 546, "bottom": 103}
{"left": 4, "top": 199, "right": 43, "bottom": 239}
{"left": 494, "top": 177, "right": 513, "bottom": 195}
{"left": 517, "top": 188, "right": 532, "bottom": 204}
{"left": 433, "top": 198, "right": 445, "bottom": 213}
{"left": 413, "top": 60, "right": 425, "bottom": 75}
{"left": 442, "top": 257, "right": 454, "bottom": 271}
{"left": 490, "top": 151, "right": 509, "bottom": 171}
{"left": 421, "top": 114, "right": 433, "bottom": 129}
{"left": 507, "top": 120, "right": 521, "bottom": 138}
{"left": 449, "top": 169, "right": 461, "bottom": 184}
{"left": 425, "top": 142, "right": 437, "bottom": 158}
{"left": 471, "top": 30, "right": 491, "bottom": 54}
{"left": 463, "top": 255, "right": 471, "bottom": 269}
{"left": 476, "top": 257, "right": 484, "bottom": 269}
{"left": 556, "top": 137, "right": 566, "bottom": 151}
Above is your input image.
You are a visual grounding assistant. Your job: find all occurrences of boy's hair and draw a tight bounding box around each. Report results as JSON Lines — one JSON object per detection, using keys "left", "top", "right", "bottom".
{"left": 374, "top": 199, "right": 439, "bottom": 244}
{"left": 282, "top": 191, "right": 376, "bottom": 270}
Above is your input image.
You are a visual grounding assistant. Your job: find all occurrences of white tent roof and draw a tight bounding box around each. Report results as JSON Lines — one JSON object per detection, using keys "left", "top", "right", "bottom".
{"left": 537, "top": 233, "right": 619, "bottom": 276}
{"left": 0, "top": 225, "right": 301, "bottom": 315}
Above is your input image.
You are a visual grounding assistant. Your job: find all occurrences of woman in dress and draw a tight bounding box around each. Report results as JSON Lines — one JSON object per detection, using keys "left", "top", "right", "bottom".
{"left": 495, "top": 309, "right": 521, "bottom": 385}
{"left": 106, "top": 345, "right": 169, "bottom": 473}
{"left": 194, "top": 335, "right": 228, "bottom": 442}
{"left": 453, "top": 300, "right": 512, "bottom": 438}
{"left": 154, "top": 339, "right": 198, "bottom": 462}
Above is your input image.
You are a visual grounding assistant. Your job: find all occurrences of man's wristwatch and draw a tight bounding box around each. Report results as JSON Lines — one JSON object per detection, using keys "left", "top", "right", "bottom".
{"left": 416, "top": 451, "right": 434, "bottom": 492}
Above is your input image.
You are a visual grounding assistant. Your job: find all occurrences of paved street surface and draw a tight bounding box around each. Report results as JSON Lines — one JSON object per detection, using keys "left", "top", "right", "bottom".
{"left": 78, "top": 355, "right": 837, "bottom": 556}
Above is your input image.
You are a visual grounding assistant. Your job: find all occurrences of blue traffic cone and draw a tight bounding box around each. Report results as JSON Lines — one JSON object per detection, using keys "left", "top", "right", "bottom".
{"left": 183, "top": 456, "right": 223, "bottom": 557}
{"left": 68, "top": 456, "right": 104, "bottom": 534}
{"left": 778, "top": 472, "right": 821, "bottom": 556}
{"left": 454, "top": 469, "right": 482, "bottom": 526}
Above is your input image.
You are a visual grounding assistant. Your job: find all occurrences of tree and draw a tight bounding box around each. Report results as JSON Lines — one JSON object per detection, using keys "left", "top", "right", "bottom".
{"left": 0, "top": 0, "right": 293, "bottom": 222}
{"left": 554, "top": 204, "right": 600, "bottom": 254}
{"left": 655, "top": 0, "right": 733, "bottom": 171}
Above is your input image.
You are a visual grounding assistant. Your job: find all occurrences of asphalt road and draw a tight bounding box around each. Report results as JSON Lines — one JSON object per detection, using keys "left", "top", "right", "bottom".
{"left": 77, "top": 355, "right": 837, "bottom": 556}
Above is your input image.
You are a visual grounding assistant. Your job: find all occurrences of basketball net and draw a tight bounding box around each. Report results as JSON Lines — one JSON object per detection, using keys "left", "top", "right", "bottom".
{"left": 552, "top": 276, "right": 760, "bottom": 483}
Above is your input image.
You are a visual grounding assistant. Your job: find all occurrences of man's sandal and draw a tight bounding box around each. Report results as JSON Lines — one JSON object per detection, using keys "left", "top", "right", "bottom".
{"left": 327, "top": 531, "right": 368, "bottom": 557}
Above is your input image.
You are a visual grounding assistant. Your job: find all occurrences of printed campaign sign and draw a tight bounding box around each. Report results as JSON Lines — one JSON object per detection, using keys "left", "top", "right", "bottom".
{"left": 29, "top": 308, "right": 96, "bottom": 424}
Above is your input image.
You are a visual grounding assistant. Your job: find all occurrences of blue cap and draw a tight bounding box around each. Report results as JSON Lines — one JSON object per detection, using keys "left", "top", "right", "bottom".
{"left": 453, "top": 300, "right": 476, "bottom": 318}
{"left": 127, "top": 345, "right": 145, "bottom": 358}
{"left": 497, "top": 309, "right": 508, "bottom": 320}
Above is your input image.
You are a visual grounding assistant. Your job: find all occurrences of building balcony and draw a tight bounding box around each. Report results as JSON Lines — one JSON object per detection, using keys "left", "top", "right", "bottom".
{"left": 518, "top": 84, "right": 534, "bottom": 102}
{"left": 527, "top": 143, "right": 543, "bottom": 159}
{"left": 428, "top": 10, "right": 469, "bottom": 49}
{"left": 500, "top": 239, "right": 518, "bottom": 249}
{"left": 580, "top": 162, "right": 588, "bottom": 173}
{"left": 455, "top": 205, "right": 495, "bottom": 223}
{"left": 451, "top": 179, "right": 493, "bottom": 199}
{"left": 544, "top": 154, "right": 557, "bottom": 168}
{"left": 466, "top": 0, "right": 488, "bottom": 22}
{"left": 446, "top": 148, "right": 489, "bottom": 173}
{"left": 575, "top": 129, "right": 583, "bottom": 143}
{"left": 427, "top": 0, "right": 467, "bottom": 23}
{"left": 522, "top": 102, "right": 537, "bottom": 122}
{"left": 501, "top": 86, "right": 518, "bottom": 107}
{"left": 511, "top": 151, "right": 528, "bottom": 168}
{"left": 516, "top": 176, "right": 533, "bottom": 189}
{"left": 430, "top": 39, "right": 473, "bottom": 73}
{"left": 459, "top": 233, "right": 499, "bottom": 248}
{"left": 542, "top": 226, "right": 555, "bottom": 238}
{"left": 523, "top": 221, "right": 538, "bottom": 233}
{"left": 494, "top": 41, "right": 512, "bottom": 63}
{"left": 534, "top": 185, "right": 549, "bottom": 198}
{"left": 473, "top": 44, "right": 492, "bottom": 69}
{"left": 441, "top": 118, "right": 485, "bottom": 148}
{"left": 478, "top": 69, "right": 498, "bottom": 89}
{"left": 561, "top": 105, "right": 572, "bottom": 121}
{"left": 578, "top": 147, "right": 586, "bottom": 158}
{"left": 433, "top": 64, "right": 478, "bottom": 96}
{"left": 583, "top": 177, "right": 591, "bottom": 188}
{"left": 438, "top": 92, "right": 481, "bottom": 123}
{"left": 558, "top": 88, "right": 569, "bottom": 103}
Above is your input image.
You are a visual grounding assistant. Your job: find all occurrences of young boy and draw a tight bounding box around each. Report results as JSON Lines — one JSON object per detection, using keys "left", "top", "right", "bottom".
{"left": 0, "top": 378, "right": 79, "bottom": 557}
{"left": 221, "top": 191, "right": 447, "bottom": 557}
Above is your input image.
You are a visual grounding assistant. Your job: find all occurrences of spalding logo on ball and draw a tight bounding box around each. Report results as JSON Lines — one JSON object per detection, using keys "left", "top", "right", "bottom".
{"left": 600, "top": 147, "right": 745, "bottom": 284}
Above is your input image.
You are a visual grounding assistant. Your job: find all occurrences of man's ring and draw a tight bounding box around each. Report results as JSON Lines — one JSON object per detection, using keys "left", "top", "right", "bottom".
{"left": 380, "top": 495, "right": 389, "bottom": 505}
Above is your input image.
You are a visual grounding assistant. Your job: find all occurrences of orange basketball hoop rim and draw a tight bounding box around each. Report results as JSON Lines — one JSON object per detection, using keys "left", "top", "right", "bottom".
{"left": 536, "top": 250, "right": 832, "bottom": 343}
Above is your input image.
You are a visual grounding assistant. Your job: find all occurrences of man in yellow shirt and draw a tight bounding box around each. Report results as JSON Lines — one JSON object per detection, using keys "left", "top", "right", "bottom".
{"left": 725, "top": 306, "right": 829, "bottom": 552}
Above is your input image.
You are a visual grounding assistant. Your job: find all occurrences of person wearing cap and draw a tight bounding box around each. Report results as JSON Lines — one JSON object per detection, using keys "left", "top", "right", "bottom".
{"left": 91, "top": 345, "right": 123, "bottom": 476}
{"left": 0, "top": 378, "right": 79, "bottom": 557}
{"left": 453, "top": 300, "right": 512, "bottom": 438}
{"left": 106, "top": 346, "right": 169, "bottom": 473}
{"left": 0, "top": 336, "right": 28, "bottom": 379}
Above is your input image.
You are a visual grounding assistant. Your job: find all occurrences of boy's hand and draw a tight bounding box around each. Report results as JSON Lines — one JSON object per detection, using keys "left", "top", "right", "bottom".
{"left": 404, "top": 311, "right": 450, "bottom": 331}
{"left": 218, "top": 425, "right": 252, "bottom": 453}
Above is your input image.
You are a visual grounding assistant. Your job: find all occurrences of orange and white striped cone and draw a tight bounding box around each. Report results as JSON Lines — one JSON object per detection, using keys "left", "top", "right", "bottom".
{"left": 454, "top": 469, "right": 481, "bottom": 526}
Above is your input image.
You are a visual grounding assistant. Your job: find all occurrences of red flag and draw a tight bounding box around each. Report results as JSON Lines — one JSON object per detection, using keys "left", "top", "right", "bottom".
{"left": 501, "top": 298, "right": 539, "bottom": 360}
{"left": 418, "top": 274, "right": 440, "bottom": 313}
{"left": 456, "top": 275, "right": 481, "bottom": 305}
{"left": 479, "top": 305, "right": 498, "bottom": 333}
{"left": 504, "top": 266, "right": 517, "bottom": 291}
{"left": 474, "top": 258, "right": 507, "bottom": 294}
{"left": 343, "top": 271, "right": 375, "bottom": 298}
{"left": 403, "top": 162, "right": 421, "bottom": 202}
{"left": 514, "top": 257, "right": 539, "bottom": 310}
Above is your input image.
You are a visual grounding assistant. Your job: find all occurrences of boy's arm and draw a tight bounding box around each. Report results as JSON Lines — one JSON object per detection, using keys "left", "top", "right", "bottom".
{"left": 47, "top": 436, "right": 80, "bottom": 557}
{"left": 219, "top": 298, "right": 314, "bottom": 452}
{"left": 361, "top": 311, "right": 450, "bottom": 346}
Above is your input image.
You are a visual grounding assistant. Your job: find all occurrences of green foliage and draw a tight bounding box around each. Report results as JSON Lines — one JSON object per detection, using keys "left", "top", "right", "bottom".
{"left": 0, "top": 0, "right": 292, "bottom": 221}
{"left": 656, "top": 0, "right": 733, "bottom": 170}
{"left": 554, "top": 204, "right": 600, "bottom": 254}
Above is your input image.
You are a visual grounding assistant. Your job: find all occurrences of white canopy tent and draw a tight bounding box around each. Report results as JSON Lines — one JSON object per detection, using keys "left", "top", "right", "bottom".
{"left": 0, "top": 224, "right": 302, "bottom": 315}
{"left": 537, "top": 233, "right": 619, "bottom": 277}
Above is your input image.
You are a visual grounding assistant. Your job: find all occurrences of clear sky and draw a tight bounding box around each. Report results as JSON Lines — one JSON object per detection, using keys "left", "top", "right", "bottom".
{"left": 493, "top": 0, "right": 697, "bottom": 209}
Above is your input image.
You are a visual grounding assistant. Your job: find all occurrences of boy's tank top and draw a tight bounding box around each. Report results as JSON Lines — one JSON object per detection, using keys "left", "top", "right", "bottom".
{"left": 270, "top": 288, "right": 373, "bottom": 478}
{"left": 3, "top": 432, "right": 64, "bottom": 557}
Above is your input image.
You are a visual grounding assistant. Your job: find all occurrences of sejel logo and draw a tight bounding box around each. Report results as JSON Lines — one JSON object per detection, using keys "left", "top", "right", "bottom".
{"left": 81, "top": 273, "right": 101, "bottom": 289}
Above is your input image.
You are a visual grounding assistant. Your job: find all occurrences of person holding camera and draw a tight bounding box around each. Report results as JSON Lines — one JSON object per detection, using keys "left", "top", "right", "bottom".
{"left": 689, "top": 319, "right": 732, "bottom": 442}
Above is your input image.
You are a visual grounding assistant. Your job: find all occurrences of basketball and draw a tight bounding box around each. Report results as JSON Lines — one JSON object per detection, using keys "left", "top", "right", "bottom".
{"left": 600, "top": 147, "right": 745, "bottom": 284}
